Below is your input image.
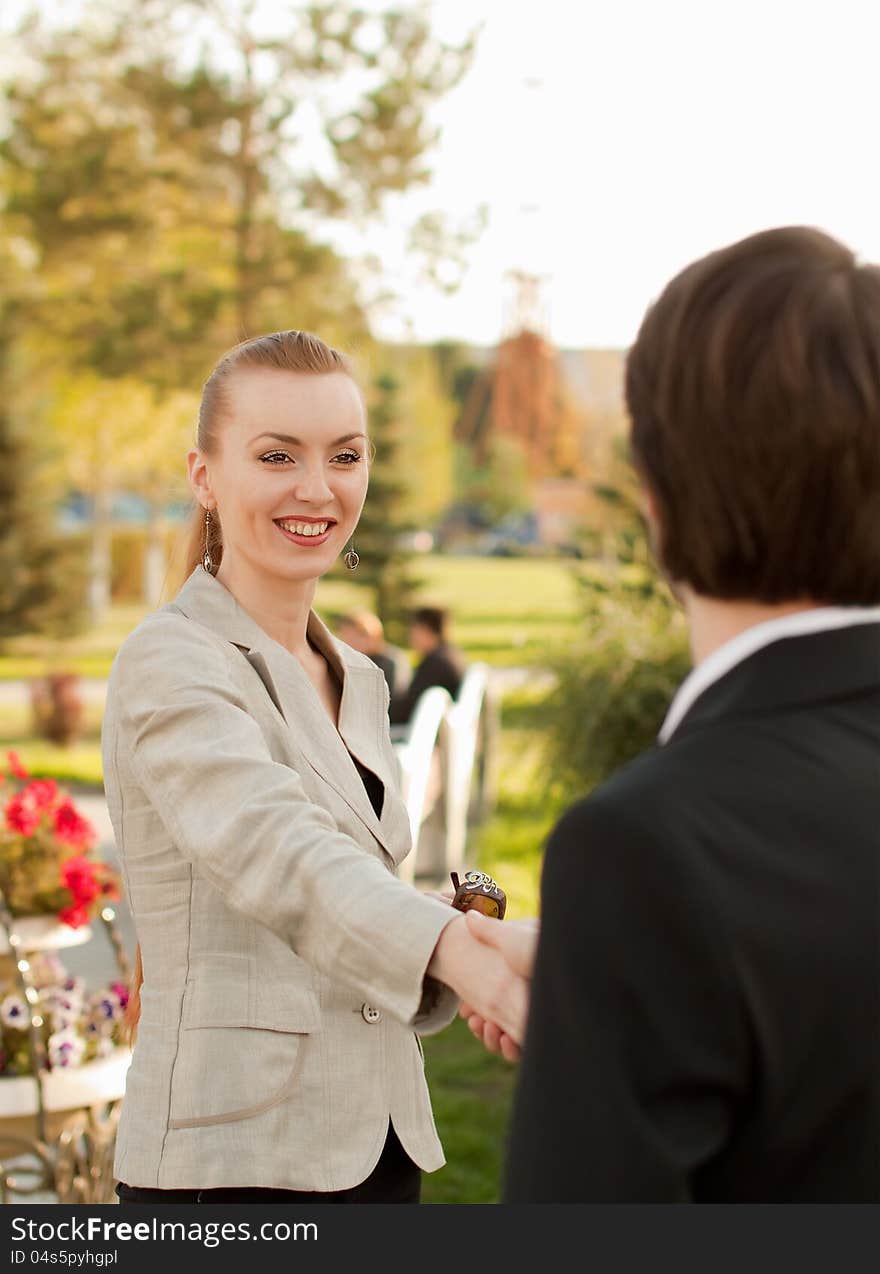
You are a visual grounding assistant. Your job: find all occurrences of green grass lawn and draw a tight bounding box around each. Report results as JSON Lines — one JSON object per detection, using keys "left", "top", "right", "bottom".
{"left": 421, "top": 1016, "right": 518, "bottom": 1204}
{"left": 0, "top": 557, "right": 581, "bottom": 679}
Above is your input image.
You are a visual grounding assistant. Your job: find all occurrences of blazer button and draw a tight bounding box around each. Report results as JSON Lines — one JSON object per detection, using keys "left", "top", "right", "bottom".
{"left": 361, "top": 1003, "right": 382, "bottom": 1024}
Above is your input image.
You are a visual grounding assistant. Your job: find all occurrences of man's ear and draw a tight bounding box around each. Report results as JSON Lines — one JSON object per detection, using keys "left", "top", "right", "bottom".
{"left": 639, "top": 485, "right": 662, "bottom": 552}
{"left": 640, "top": 484, "right": 687, "bottom": 606}
{"left": 187, "top": 448, "right": 214, "bottom": 509}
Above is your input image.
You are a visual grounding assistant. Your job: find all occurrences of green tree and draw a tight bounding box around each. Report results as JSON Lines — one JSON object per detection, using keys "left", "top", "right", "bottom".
{"left": 376, "top": 343, "right": 456, "bottom": 527}
{"left": 2, "top": 3, "right": 478, "bottom": 618}
{"left": 454, "top": 434, "right": 533, "bottom": 525}
{"left": 0, "top": 286, "right": 87, "bottom": 645}
{"left": 354, "top": 371, "right": 422, "bottom": 644}
{"left": 134, "top": 0, "right": 476, "bottom": 333}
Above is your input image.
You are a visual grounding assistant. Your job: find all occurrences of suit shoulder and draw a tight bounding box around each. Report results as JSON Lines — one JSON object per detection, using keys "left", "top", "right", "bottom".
{"left": 556, "top": 744, "right": 676, "bottom": 824}
{"left": 544, "top": 743, "right": 707, "bottom": 885}
{"left": 109, "top": 607, "right": 233, "bottom": 693}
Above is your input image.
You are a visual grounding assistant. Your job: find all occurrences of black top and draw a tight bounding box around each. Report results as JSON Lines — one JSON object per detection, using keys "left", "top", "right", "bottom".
{"left": 504, "top": 623, "right": 880, "bottom": 1203}
{"left": 349, "top": 751, "right": 384, "bottom": 821}
{"left": 389, "top": 642, "right": 466, "bottom": 725}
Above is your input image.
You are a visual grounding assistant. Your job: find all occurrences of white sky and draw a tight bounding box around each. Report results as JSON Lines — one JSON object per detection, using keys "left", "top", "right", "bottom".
{"left": 5, "top": 0, "right": 880, "bottom": 349}
{"left": 359, "top": 0, "right": 880, "bottom": 348}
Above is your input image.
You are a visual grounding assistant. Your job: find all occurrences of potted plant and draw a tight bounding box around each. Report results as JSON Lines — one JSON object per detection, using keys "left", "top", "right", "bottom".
{"left": 0, "top": 751, "right": 130, "bottom": 1203}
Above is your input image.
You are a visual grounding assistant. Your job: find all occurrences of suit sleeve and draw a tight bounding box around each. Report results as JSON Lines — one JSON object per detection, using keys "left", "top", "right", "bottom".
{"left": 112, "top": 614, "right": 458, "bottom": 1031}
{"left": 503, "top": 794, "right": 750, "bottom": 1202}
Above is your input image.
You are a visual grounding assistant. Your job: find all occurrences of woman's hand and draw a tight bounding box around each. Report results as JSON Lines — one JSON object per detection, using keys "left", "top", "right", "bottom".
{"left": 457, "top": 913, "right": 540, "bottom": 1062}
{"left": 422, "top": 886, "right": 455, "bottom": 906}
{"left": 427, "top": 911, "right": 533, "bottom": 1049}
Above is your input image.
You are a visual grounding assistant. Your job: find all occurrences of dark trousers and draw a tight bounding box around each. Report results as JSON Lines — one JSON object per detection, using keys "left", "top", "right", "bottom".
{"left": 115, "top": 1122, "right": 420, "bottom": 1205}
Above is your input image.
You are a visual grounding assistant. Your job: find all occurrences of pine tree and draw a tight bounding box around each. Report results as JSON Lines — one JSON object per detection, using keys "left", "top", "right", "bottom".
{"left": 355, "top": 372, "right": 423, "bottom": 646}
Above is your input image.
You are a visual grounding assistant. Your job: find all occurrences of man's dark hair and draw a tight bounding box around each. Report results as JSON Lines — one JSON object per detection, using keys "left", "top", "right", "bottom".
{"left": 411, "top": 606, "right": 448, "bottom": 638}
{"left": 625, "top": 225, "right": 880, "bottom": 604}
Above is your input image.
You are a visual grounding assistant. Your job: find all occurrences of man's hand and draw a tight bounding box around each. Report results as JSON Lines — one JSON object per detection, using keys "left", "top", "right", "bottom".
{"left": 427, "top": 913, "right": 531, "bottom": 1047}
{"left": 458, "top": 913, "right": 539, "bottom": 1062}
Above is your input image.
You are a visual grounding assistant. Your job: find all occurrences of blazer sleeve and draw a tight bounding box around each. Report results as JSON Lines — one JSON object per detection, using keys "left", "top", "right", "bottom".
{"left": 111, "top": 613, "right": 458, "bottom": 1031}
{"left": 503, "top": 794, "right": 750, "bottom": 1202}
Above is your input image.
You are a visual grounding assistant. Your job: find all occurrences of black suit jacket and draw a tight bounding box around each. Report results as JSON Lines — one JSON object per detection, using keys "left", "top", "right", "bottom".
{"left": 505, "top": 623, "right": 880, "bottom": 1202}
{"left": 388, "top": 642, "right": 465, "bottom": 725}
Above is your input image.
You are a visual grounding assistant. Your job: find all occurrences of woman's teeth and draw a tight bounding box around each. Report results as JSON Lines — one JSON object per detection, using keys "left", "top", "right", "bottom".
{"left": 276, "top": 520, "right": 330, "bottom": 537}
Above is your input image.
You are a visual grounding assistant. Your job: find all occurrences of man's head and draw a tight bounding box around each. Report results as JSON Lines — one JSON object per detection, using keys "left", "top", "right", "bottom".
{"left": 409, "top": 606, "right": 449, "bottom": 655}
{"left": 337, "top": 611, "right": 385, "bottom": 656}
{"left": 625, "top": 226, "right": 880, "bottom": 606}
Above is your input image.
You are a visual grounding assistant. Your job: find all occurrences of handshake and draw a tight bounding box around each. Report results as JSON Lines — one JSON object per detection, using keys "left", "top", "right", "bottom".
{"left": 427, "top": 871, "right": 539, "bottom": 1063}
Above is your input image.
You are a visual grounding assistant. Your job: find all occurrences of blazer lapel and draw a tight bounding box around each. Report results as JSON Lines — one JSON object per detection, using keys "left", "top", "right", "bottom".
{"left": 168, "top": 567, "right": 395, "bottom": 856}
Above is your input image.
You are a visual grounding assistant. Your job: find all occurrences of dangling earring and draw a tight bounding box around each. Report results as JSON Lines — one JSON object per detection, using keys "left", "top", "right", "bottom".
{"left": 344, "top": 541, "right": 360, "bottom": 571}
{"left": 202, "top": 507, "right": 214, "bottom": 574}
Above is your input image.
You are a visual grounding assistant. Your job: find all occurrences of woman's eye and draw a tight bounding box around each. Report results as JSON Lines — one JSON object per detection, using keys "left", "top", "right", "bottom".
{"left": 334, "top": 450, "right": 362, "bottom": 465}
{"left": 260, "top": 451, "right": 292, "bottom": 464}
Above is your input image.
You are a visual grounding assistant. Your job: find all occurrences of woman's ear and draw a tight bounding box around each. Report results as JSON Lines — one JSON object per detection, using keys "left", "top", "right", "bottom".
{"left": 187, "top": 448, "right": 214, "bottom": 509}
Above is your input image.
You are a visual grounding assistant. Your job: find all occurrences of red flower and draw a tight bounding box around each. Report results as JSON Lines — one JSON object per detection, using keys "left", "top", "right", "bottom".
{"left": 60, "top": 856, "right": 101, "bottom": 906}
{"left": 23, "top": 778, "right": 59, "bottom": 813}
{"left": 6, "top": 751, "right": 28, "bottom": 780}
{"left": 53, "top": 799, "right": 95, "bottom": 850}
{"left": 4, "top": 793, "right": 41, "bottom": 838}
{"left": 58, "top": 902, "right": 90, "bottom": 929}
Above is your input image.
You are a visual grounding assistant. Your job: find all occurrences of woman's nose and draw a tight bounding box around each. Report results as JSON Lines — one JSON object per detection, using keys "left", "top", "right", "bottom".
{"left": 293, "top": 465, "right": 334, "bottom": 504}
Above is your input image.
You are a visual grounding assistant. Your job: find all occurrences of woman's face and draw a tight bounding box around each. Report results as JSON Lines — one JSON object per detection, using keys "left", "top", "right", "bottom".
{"left": 192, "top": 368, "right": 369, "bottom": 585}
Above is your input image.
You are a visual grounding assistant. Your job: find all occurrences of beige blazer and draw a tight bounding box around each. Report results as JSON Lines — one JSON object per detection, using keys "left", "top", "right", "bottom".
{"left": 100, "top": 565, "right": 459, "bottom": 1192}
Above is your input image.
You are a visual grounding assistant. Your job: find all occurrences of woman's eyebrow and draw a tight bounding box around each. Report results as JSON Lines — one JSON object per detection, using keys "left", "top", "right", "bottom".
{"left": 250, "top": 431, "right": 367, "bottom": 446}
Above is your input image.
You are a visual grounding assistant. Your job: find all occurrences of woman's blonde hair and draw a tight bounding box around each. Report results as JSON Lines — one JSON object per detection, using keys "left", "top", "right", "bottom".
{"left": 126, "top": 330, "right": 357, "bottom": 1040}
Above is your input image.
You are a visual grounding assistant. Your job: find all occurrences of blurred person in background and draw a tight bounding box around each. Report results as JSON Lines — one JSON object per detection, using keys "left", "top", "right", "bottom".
{"left": 389, "top": 606, "right": 466, "bottom": 725}
{"left": 101, "top": 330, "right": 530, "bottom": 1205}
{"left": 469, "top": 227, "right": 880, "bottom": 1202}
{"left": 336, "top": 611, "right": 411, "bottom": 701}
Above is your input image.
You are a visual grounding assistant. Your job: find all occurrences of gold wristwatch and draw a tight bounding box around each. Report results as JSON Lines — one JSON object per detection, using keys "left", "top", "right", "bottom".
{"left": 450, "top": 870, "right": 507, "bottom": 919}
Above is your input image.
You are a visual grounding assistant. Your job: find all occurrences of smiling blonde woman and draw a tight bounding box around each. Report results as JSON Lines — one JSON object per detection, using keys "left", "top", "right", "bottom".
{"left": 101, "top": 330, "right": 529, "bottom": 1205}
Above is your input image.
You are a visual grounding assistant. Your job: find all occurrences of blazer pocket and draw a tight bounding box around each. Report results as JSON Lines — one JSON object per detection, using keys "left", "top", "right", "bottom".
{"left": 168, "top": 974, "right": 318, "bottom": 1130}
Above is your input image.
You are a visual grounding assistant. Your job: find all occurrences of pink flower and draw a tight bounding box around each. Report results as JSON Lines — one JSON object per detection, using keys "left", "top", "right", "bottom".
{"left": 53, "top": 799, "right": 95, "bottom": 850}
{"left": 110, "top": 981, "right": 130, "bottom": 1010}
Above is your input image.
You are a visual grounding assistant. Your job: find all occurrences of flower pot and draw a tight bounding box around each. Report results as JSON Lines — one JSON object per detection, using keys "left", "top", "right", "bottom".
{"left": 0, "top": 915, "right": 92, "bottom": 956}
{"left": 0, "top": 1047, "right": 131, "bottom": 1203}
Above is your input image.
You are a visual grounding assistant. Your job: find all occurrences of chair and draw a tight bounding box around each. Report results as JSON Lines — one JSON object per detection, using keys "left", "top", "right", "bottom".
{"left": 391, "top": 664, "right": 499, "bottom": 884}
{"left": 392, "top": 686, "right": 453, "bottom": 884}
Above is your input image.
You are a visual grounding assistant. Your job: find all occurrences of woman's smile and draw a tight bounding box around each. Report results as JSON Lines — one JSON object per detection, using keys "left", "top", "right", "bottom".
{"left": 274, "top": 515, "right": 337, "bottom": 547}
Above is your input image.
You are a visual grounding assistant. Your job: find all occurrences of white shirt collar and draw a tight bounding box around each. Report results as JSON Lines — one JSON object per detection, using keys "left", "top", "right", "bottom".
{"left": 659, "top": 606, "right": 880, "bottom": 745}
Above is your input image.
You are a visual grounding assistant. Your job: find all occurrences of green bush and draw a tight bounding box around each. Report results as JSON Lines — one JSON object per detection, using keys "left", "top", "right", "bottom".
{"left": 542, "top": 551, "right": 691, "bottom": 803}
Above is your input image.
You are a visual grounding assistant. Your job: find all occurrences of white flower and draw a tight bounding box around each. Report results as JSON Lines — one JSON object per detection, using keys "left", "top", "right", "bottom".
{"left": 48, "top": 1027, "right": 85, "bottom": 1069}
{"left": 86, "top": 1017, "right": 113, "bottom": 1039}
{"left": 0, "top": 994, "right": 29, "bottom": 1030}
{"left": 90, "top": 989, "right": 123, "bottom": 1025}
{"left": 61, "top": 976, "right": 86, "bottom": 1001}
{"left": 50, "top": 992, "right": 85, "bottom": 1031}
{"left": 94, "top": 1035, "right": 115, "bottom": 1058}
